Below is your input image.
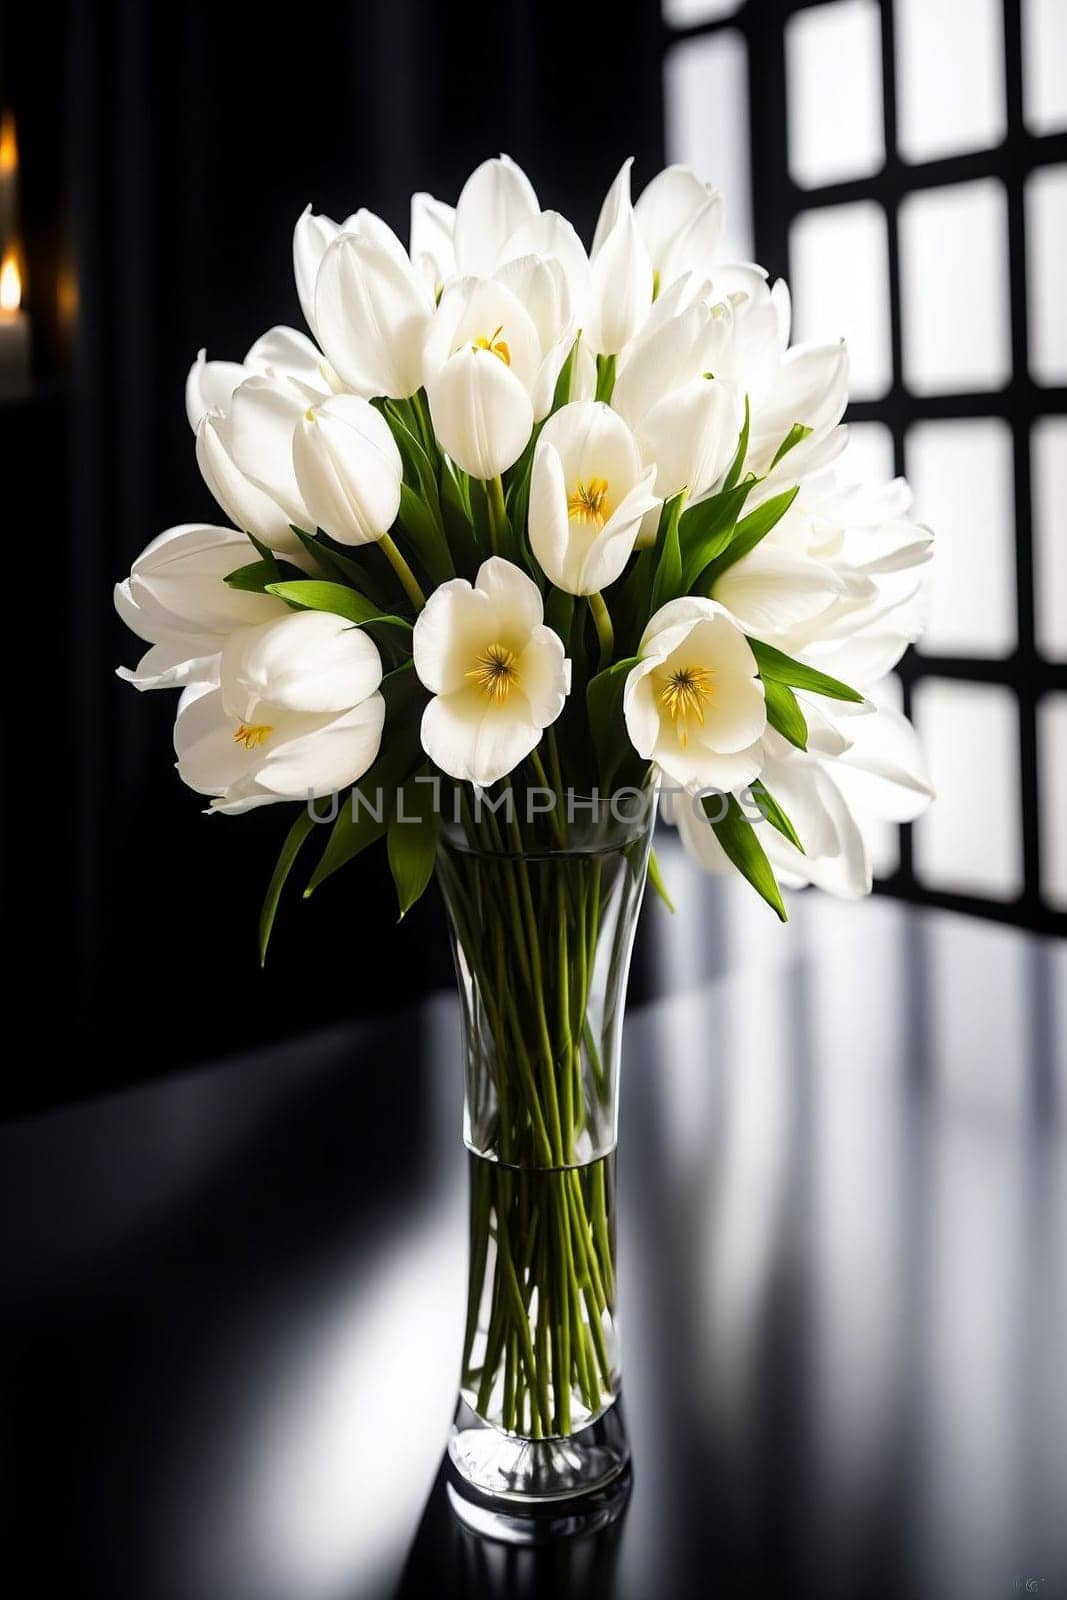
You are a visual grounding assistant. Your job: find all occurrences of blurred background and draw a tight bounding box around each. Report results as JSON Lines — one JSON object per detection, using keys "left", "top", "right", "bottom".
{"left": 1, "top": 0, "right": 1065, "bottom": 1115}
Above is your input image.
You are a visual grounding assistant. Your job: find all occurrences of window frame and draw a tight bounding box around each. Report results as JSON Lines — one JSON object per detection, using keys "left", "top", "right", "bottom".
{"left": 660, "top": 0, "right": 1067, "bottom": 935}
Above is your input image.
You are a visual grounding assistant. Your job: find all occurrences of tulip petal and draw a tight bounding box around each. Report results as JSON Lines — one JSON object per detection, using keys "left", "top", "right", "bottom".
{"left": 255, "top": 693, "right": 386, "bottom": 800}
{"left": 634, "top": 165, "right": 724, "bottom": 285}
{"left": 221, "top": 612, "right": 383, "bottom": 721}
{"left": 315, "top": 233, "right": 432, "bottom": 400}
{"left": 227, "top": 376, "right": 313, "bottom": 527}
{"left": 425, "top": 347, "right": 533, "bottom": 480}
{"left": 421, "top": 685, "right": 542, "bottom": 788}
{"left": 453, "top": 154, "right": 540, "bottom": 277}
{"left": 410, "top": 192, "right": 456, "bottom": 289}
{"left": 186, "top": 349, "right": 248, "bottom": 432}
{"left": 515, "top": 625, "right": 570, "bottom": 728}
{"left": 713, "top": 549, "right": 844, "bottom": 640}
{"left": 293, "top": 206, "right": 341, "bottom": 332}
{"left": 195, "top": 415, "right": 302, "bottom": 553}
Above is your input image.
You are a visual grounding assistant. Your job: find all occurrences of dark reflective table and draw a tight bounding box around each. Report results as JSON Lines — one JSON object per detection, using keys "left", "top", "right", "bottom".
{"left": 2, "top": 858, "right": 1065, "bottom": 1600}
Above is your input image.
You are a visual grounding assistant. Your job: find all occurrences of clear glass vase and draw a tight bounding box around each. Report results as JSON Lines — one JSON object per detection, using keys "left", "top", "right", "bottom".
{"left": 436, "top": 781, "right": 657, "bottom": 1538}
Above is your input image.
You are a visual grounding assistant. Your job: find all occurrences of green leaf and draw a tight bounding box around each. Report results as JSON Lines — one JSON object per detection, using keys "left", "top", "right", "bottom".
{"left": 439, "top": 460, "right": 481, "bottom": 575}
{"left": 707, "top": 794, "right": 787, "bottom": 921}
{"left": 586, "top": 655, "right": 639, "bottom": 790}
{"left": 305, "top": 721, "right": 422, "bottom": 896}
{"left": 265, "top": 578, "right": 395, "bottom": 625}
{"left": 749, "top": 638, "right": 864, "bottom": 703}
{"left": 387, "top": 771, "right": 442, "bottom": 920}
{"left": 679, "top": 478, "right": 755, "bottom": 588}
{"left": 703, "top": 484, "right": 800, "bottom": 587}
{"left": 225, "top": 557, "right": 305, "bottom": 593}
{"left": 259, "top": 807, "right": 316, "bottom": 966}
{"left": 244, "top": 529, "right": 282, "bottom": 567}
{"left": 749, "top": 778, "right": 804, "bottom": 853}
{"left": 770, "top": 422, "right": 813, "bottom": 471}
{"left": 594, "top": 352, "right": 616, "bottom": 403}
{"left": 383, "top": 399, "right": 442, "bottom": 515}
{"left": 647, "top": 847, "right": 676, "bottom": 913}
{"left": 287, "top": 527, "right": 392, "bottom": 607}
{"left": 764, "top": 678, "right": 808, "bottom": 750}
{"left": 396, "top": 481, "right": 454, "bottom": 585}
{"left": 305, "top": 791, "right": 389, "bottom": 898}
{"left": 551, "top": 334, "right": 581, "bottom": 413}
{"left": 650, "top": 492, "right": 686, "bottom": 611}
{"left": 722, "top": 394, "right": 751, "bottom": 492}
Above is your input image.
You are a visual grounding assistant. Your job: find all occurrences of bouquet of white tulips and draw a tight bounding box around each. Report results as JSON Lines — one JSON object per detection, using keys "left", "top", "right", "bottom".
{"left": 116, "top": 153, "right": 935, "bottom": 1454}
{"left": 116, "top": 152, "right": 933, "bottom": 945}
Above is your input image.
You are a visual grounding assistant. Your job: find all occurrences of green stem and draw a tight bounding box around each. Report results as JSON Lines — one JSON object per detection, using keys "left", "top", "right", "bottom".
{"left": 379, "top": 531, "right": 426, "bottom": 611}
{"left": 486, "top": 475, "right": 508, "bottom": 557}
{"left": 594, "top": 352, "right": 617, "bottom": 403}
{"left": 588, "top": 590, "right": 614, "bottom": 670}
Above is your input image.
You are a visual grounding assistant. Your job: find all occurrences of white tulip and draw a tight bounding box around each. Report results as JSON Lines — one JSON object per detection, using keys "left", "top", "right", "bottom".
{"left": 115, "top": 523, "right": 287, "bottom": 691}
{"left": 292, "top": 394, "right": 403, "bottom": 545}
{"left": 293, "top": 204, "right": 399, "bottom": 333}
{"left": 528, "top": 401, "right": 659, "bottom": 595}
{"left": 633, "top": 165, "right": 725, "bottom": 292}
{"left": 452, "top": 154, "right": 540, "bottom": 277}
{"left": 225, "top": 374, "right": 322, "bottom": 531}
{"left": 294, "top": 206, "right": 345, "bottom": 330}
{"left": 196, "top": 408, "right": 305, "bottom": 556}
{"left": 175, "top": 611, "right": 385, "bottom": 814}
{"left": 637, "top": 375, "right": 742, "bottom": 504}
{"left": 612, "top": 297, "right": 728, "bottom": 432}
{"left": 186, "top": 326, "right": 331, "bottom": 431}
{"left": 314, "top": 222, "right": 435, "bottom": 399}
{"left": 492, "top": 253, "right": 578, "bottom": 419}
{"left": 674, "top": 686, "right": 933, "bottom": 899}
{"left": 412, "top": 557, "right": 570, "bottom": 786}
{"left": 423, "top": 277, "right": 540, "bottom": 477}
{"left": 587, "top": 160, "right": 653, "bottom": 357}
{"left": 748, "top": 341, "right": 849, "bottom": 474}
{"left": 410, "top": 191, "right": 456, "bottom": 296}
{"left": 495, "top": 209, "right": 592, "bottom": 330}
{"left": 624, "top": 597, "right": 766, "bottom": 792}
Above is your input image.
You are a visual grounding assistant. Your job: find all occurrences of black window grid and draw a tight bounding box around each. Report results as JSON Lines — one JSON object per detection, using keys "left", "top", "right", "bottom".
{"left": 660, "top": 0, "right": 1067, "bottom": 937}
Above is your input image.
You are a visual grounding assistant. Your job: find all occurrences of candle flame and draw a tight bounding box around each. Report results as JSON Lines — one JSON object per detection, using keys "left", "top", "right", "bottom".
{"left": 0, "top": 251, "right": 21, "bottom": 312}
{"left": 0, "top": 110, "right": 16, "bottom": 178}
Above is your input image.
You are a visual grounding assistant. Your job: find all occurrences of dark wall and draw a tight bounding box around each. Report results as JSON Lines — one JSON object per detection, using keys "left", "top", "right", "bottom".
{"left": 2, "top": 0, "right": 665, "bottom": 1116}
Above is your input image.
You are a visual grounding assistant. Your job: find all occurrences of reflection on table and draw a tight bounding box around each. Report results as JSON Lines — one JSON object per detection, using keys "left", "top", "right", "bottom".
{"left": 1, "top": 853, "right": 1064, "bottom": 1600}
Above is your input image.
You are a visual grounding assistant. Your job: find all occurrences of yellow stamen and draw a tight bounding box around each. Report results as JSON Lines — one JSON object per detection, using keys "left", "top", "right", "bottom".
{"left": 466, "top": 642, "right": 519, "bottom": 704}
{"left": 471, "top": 324, "right": 511, "bottom": 366}
{"left": 233, "top": 722, "right": 273, "bottom": 751}
{"left": 567, "top": 476, "right": 610, "bottom": 531}
{"left": 660, "top": 665, "right": 714, "bottom": 749}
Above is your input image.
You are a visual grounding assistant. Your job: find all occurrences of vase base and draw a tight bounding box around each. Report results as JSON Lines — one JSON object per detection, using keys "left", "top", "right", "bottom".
{"left": 446, "top": 1395, "right": 630, "bottom": 1542}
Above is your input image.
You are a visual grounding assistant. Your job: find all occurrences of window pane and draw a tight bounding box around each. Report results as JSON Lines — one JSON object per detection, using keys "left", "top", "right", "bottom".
{"left": 900, "top": 180, "right": 1010, "bottom": 395}
{"left": 895, "top": 0, "right": 1006, "bottom": 161}
{"left": 786, "top": 1, "right": 885, "bottom": 188}
{"left": 843, "top": 421, "right": 896, "bottom": 486}
{"left": 1032, "top": 418, "right": 1067, "bottom": 660}
{"left": 1023, "top": 0, "right": 1067, "bottom": 134}
{"left": 1039, "top": 694, "right": 1067, "bottom": 910}
{"left": 907, "top": 419, "right": 1016, "bottom": 657}
{"left": 912, "top": 680, "right": 1022, "bottom": 900}
{"left": 663, "top": 0, "right": 741, "bottom": 23}
{"left": 664, "top": 31, "right": 752, "bottom": 260}
{"left": 1026, "top": 165, "right": 1067, "bottom": 385}
{"left": 791, "top": 202, "right": 891, "bottom": 400}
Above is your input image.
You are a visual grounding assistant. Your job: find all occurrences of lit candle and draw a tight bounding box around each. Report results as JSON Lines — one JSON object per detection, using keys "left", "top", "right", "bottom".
{"left": 0, "top": 250, "right": 29, "bottom": 388}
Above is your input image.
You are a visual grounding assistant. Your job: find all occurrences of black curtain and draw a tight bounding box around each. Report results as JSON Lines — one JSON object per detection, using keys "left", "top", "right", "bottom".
{"left": 3, "top": 0, "right": 665, "bottom": 1115}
